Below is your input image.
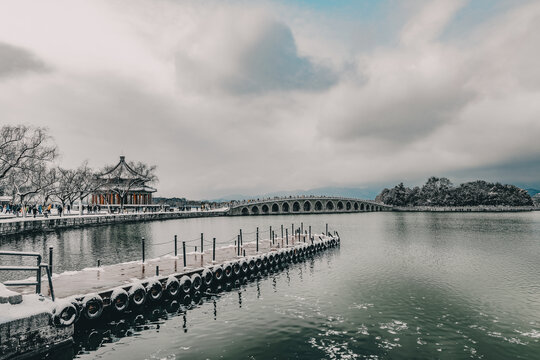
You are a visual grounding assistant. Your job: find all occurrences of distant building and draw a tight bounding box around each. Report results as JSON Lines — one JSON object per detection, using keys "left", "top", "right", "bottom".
{"left": 90, "top": 156, "right": 158, "bottom": 209}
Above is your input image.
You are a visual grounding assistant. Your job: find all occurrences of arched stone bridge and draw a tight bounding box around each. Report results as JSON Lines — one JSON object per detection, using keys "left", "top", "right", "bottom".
{"left": 229, "top": 196, "right": 391, "bottom": 216}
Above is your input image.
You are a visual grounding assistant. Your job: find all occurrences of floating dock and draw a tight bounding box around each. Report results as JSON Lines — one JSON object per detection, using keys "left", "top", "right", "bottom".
{"left": 0, "top": 231, "right": 340, "bottom": 359}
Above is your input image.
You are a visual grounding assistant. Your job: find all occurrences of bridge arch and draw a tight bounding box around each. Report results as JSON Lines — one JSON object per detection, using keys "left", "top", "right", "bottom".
{"left": 360, "top": 203, "right": 365, "bottom": 211}
{"left": 292, "top": 201, "right": 300, "bottom": 212}
{"left": 315, "top": 201, "right": 322, "bottom": 211}
{"left": 282, "top": 202, "right": 290, "bottom": 213}
{"left": 346, "top": 201, "right": 351, "bottom": 211}
{"left": 303, "top": 201, "right": 311, "bottom": 212}
{"left": 251, "top": 206, "right": 259, "bottom": 214}
{"left": 241, "top": 207, "right": 249, "bottom": 215}
{"left": 326, "top": 201, "right": 334, "bottom": 211}
{"left": 271, "top": 203, "right": 279, "bottom": 213}
{"left": 337, "top": 201, "right": 344, "bottom": 210}
{"left": 262, "top": 204, "right": 269, "bottom": 214}
{"left": 354, "top": 202, "right": 359, "bottom": 210}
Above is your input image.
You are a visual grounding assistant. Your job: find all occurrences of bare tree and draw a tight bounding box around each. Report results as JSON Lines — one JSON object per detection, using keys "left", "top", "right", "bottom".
{"left": 71, "top": 162, "right": 98, "bottom": 215}
{"left": 0, "top": 125, "right": 57, "bottom": 181}
{"left": 6, "top": 163, "right": 57, "bottom": 217}
{"left": 52, "top": 167, "right": 79, "bottom": 211}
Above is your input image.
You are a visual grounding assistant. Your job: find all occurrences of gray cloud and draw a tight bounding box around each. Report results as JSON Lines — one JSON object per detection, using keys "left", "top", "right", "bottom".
{"left": 0, "top": 42, "right": 48, "bottom": 78}
{"left": 175, "top": 19, "right": 336, "bottom": 95}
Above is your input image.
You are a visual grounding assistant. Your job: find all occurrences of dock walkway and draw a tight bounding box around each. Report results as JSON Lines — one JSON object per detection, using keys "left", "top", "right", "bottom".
{"left": 12, "top": 234, "right": 313, "bottom": 299}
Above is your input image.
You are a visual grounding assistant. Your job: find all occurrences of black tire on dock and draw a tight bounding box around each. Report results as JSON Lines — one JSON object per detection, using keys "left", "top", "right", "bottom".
{"left": 232, "top": 261, "right": 241, "bottom": 277}
{"left": 223, "top": 262, "right": 233, "bottom": 280}
{"left": 261, "top": 255, "right": 269, "bottom": 269}
{"left": 146, "top": 280, "right": 163, "bottom": 302}
{"left": 191, "top": 273, "right": 203, "bottom": 292}
{"left": 82, "top": 294, "right": 104, "bottom": 321}
{"left": 53, "top": 302, "right": 78, "bottom": 327}
{"left": 240, "top": 259, "right": 249, "bottom": 275}
{"left": 180, "top": 275, "right": 192, "bottom": 295}
{"left": 202, "top": 268, "right": 213, "bottom": 288}
{"left": 166, "top": 276, "right": 181, "bottom": 298}
{"left": 213, "top": 265, "right": 224, "bottom": 283}
{"left": 129, "top": 284, "right": 147, "bottom": 309}
{"left": 255, "top": 256, "right": 263, "bottom": 270}
{"left": 248, "top": 257, "right": 256, "bottom": 272}
{"left": 110, "top": 288, "right": 129, "bottom": 313}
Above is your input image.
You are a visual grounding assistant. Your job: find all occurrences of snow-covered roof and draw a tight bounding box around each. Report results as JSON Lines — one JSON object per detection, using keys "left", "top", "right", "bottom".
{"left": 97, "top": 156, "right": 150, "bottom": 181}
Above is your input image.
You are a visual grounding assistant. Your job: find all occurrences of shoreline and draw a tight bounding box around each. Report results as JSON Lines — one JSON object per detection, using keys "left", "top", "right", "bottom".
{"left": 0, "top": 211, "right": 227, "bottom": 237}
{"left": 392, "top": 206, "right": 536, "bottom": 212}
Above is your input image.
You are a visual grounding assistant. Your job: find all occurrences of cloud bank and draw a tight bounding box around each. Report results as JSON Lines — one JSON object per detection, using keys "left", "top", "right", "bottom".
{"left": 0, "top": 0, "right": 538, "bottom": 198}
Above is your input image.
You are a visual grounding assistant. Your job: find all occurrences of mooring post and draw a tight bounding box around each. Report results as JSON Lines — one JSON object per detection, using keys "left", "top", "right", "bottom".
{"left": 326, "top": 223, "right": 328, "bottom": 236}
{"left": 182, "top": 241, "right": 186, "bottom": 268}
{"left": 174, "top": 235, "right": 178, "bottom": 257}
{"left": 48, "top": 247, "right": 53, "bottom": 274}
{"left": 238, "top": 235, "right": 241, "bottom": 256}
{"left": 201, "top": 233, "right": 204, "bottom": 254}
{"left": 213, "top": 237, "right": 216, "bottom": 262}
{"left": 272, "top": 231, "right": 275, "bottom": 245}
{"left": 243, "top": 249, "right": 246, "bottom": 257}
{"left": 269, "top": 226, "right": 272, "bottom": 241}
{"left": 292, "top": 224, "right": 294, "bottom": 240}
{"left": 256, "top": 227, "right": 259, "bottom": 253}
{"left": 286, "top": 229, "right": 288, "bottom": 246}
{"left": 156, "top": 266, "right": 159, "bottom": 276}
{"left": 281, "top": 224, "right": 284, "bottom": 239}
{"left": 309, "top": 225, "right": 311, "bottom": 241}
{"left": 142, "top": 237, "right": 145, "bottom": 263}
{"left": 301, "top": 222, "right": 303, "bottom": 235}
{"left": 97, "top": 259, "right": 101, "bottom": 268}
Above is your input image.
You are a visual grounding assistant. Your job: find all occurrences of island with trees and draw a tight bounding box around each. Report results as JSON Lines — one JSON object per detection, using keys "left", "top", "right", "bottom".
{"left": 375, "top": 177, "right": 534, "bottom": 209}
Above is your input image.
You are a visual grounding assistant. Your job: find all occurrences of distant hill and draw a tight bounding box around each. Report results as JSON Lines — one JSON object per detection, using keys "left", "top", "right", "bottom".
{"left": 209, "top": 186, "right": 380, "bottom": 202}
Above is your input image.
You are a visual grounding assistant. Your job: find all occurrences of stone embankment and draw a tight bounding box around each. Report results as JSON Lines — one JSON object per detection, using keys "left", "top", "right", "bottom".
{"left": 392, "top": 206, "right": 536, "bottom": 212}
{"left": 0, "top": 211, "right": 227, "bottom": 237}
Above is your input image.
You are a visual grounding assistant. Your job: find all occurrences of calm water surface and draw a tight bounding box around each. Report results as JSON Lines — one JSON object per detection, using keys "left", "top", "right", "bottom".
{"left": 2, "top": 212, "right": 540, "bottom": 359}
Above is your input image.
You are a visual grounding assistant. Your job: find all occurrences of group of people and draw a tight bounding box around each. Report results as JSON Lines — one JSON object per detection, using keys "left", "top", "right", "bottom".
{"left": 0, "top": 203, "right": 104, "bottom": 218}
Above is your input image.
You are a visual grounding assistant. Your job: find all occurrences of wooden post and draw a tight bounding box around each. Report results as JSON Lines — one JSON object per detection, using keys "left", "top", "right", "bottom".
{"left": 141, "top": 237, "right": 145, "bottom": 263}
{"left": 201, "top": 233, "right": 204, "bottom": 254}
{"left": 182, "top": 241, "right": 186, "bottom": 267}
{"left": 281, "top": 224, "right": 284, "bottom": 239}
{"left": 256, "top": 227, "right": 259, "bottom": 252}
{"left": 48, "top": 247, "right": 53, "bottom": 274}
{"left": 326, "top": 223, "right": 328, "bottom": 236}
{"left": 156, "top": 266, "right": 159, "bottom": 276}
{"left": 286, "top": 229, "right": 288, "bottom": 246}
{"left": 212, "top": 237, "right": 216, "bottom": 262}
{"left": 237, "top": 235, "right": 240, "bottom": 256}
{"left": 174, "top": 235, "right": 178, "bottom": 257}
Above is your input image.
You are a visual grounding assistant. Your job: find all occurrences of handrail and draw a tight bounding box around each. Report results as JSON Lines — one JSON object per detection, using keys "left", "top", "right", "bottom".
{"left": 0, "top": 250, "right": 55, "bottom": 301}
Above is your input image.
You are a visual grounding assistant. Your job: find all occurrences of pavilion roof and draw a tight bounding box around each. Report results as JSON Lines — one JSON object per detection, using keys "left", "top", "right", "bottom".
{"left": 97, "top": 156, "right": 150, "bottom": 181}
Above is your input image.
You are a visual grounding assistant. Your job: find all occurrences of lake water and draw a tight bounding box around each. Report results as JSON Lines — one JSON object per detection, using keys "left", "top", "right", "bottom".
{"left": 2, "top": 212, "right": 540, "bottom": 359}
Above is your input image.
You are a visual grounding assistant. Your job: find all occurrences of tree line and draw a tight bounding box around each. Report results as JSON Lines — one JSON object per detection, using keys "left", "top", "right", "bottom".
{"left": 0, "top": 125, "right": 157, "bottom": 217}
{"left": 375, "top": 177, "right": 533, "bottom": 207}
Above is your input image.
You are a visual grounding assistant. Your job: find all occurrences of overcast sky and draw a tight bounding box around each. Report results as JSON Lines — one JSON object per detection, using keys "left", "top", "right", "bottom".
{"left": 1, "top": 0, "right": 539, "bottom": 198}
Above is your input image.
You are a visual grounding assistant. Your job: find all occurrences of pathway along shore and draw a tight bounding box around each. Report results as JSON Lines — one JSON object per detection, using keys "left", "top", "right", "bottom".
{"left": 0, "top": 210, "right": 227, "bottom": 236}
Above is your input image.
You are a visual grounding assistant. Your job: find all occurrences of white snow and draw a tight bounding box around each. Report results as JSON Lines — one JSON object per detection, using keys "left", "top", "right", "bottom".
{"left": 0, "top": 293, "right": 54, "bottom": 323}
{"left": 0, "top": 283, "right": 20, "bottom": 297}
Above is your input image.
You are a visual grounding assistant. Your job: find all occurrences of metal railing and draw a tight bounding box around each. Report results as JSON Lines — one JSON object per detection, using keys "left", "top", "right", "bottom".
{"left": 0, "top": 251, "right": 55, "bottom": 301}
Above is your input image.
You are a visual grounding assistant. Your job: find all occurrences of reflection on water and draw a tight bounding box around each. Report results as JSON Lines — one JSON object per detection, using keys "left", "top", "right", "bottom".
{"left": 4, "top": 212, "right": 540, "bottom": 359}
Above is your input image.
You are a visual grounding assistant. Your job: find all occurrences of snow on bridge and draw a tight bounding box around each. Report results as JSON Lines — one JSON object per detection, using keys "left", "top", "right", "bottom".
{"left": 229, "top": 196, "right": 391, "bottom": 216}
